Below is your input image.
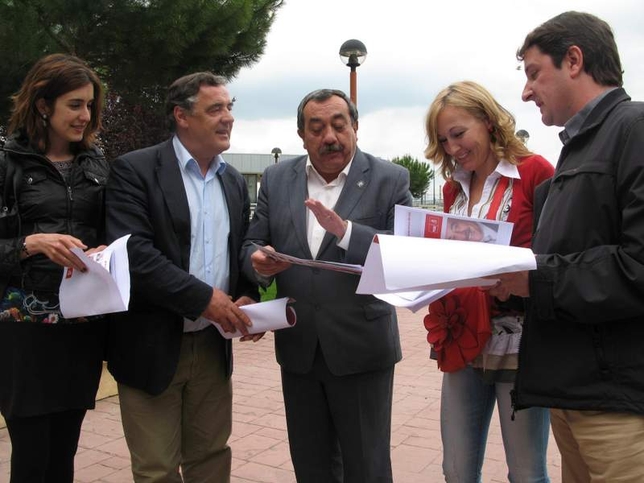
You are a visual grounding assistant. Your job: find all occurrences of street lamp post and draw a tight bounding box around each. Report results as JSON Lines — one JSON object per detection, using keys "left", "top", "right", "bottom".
{"left": 271, "top": 147, "right": 282, "bottom": 164}
{"left": 339, "top": 39, "right": 367, "bottom": 108}
{"left": 516, "top": 129, "right": 530, "bottom": 145}
{"left": 432, "top": 169, "right": 436, "bottom": 206}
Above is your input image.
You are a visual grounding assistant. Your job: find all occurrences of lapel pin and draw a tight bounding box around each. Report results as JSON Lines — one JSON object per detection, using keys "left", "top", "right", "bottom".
{"left": 357, "top": 180, "right": 365, "bottom": 188}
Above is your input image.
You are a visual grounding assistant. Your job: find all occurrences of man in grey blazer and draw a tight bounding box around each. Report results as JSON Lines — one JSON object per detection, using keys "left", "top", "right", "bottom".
{"left": 106, "top": 72, "right": 258, "bottom": 483}
{"left": 242, "top": 89, "right": 412, "bottom": 482}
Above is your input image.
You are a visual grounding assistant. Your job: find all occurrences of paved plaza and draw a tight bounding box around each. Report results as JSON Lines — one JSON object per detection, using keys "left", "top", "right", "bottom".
{"left": 0, "top": 308, "right": 562, "bottom": 482}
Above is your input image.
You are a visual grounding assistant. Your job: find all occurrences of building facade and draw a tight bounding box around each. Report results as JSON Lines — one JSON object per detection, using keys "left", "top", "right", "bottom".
{"left": 224, "top": 152, "right": 300, "bottom": 204}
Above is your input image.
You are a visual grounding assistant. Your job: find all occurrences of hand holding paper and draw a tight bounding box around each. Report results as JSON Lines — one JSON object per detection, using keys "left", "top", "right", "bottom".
{"left": 211, "top": 297, "right": 297, "bottom": 339}
{"left": 252, "top": 243, "right": 362, "bottom": 275}
{"left": 251, "top": 244, "right": 292, "bottom": 277}
{"left": 486, "top": 270, "right": 530, "bottom": 299}
{"left": 59, "top": 234, "right": 131, "bottom": 318}
{"left": 25, "top": 232, "right": 89, "bottom": 271}
{"left": 373, "top": 205, "right": 523, "bottom": 310}
{"left": 202, "top": 288, "right": 252, "bottom": 336}
{"left": 357, "top": 234, "right": 536, "bottom": 295}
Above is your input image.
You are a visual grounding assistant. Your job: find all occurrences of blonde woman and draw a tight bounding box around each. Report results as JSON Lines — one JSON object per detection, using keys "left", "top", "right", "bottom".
{"left": 424, "top": 81, "right": 553, "bottom": 482}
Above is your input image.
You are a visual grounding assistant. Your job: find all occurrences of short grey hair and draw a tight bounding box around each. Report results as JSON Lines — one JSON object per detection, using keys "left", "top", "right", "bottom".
{"left": 296, "top": 89, "right": 359, "bottom": 131}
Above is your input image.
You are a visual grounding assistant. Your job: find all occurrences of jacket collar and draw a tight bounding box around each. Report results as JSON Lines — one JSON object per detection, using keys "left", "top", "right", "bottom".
{"left": 569, "top": 87, "right": 630, "bottom": 144}
{"left": 3, "top": 132, "right": 104, "bottom": 162}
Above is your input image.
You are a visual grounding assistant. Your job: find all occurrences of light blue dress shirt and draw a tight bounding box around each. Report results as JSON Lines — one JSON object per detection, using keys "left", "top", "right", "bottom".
{"left": 173, "top": 136, "right": 230, "bottom": 332}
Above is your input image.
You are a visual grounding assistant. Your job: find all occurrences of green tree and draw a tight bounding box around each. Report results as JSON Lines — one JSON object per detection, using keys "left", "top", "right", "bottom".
{"left": 392, "top": 154, "right": 433, "bottom": 199}
{"left": 0, "top": 0, "right": 284, "bottom": 157}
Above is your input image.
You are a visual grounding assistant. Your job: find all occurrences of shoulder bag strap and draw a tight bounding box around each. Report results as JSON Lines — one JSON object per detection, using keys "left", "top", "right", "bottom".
{"left": 485, "top": 176, "right": 510, "bottom": 221}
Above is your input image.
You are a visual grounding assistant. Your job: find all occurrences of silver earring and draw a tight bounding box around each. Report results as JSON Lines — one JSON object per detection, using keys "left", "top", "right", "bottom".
{"left": 41, "top": 113, "right": 48, "bottom": 127}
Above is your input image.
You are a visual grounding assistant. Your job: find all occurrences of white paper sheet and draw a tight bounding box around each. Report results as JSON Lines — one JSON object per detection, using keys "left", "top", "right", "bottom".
{"left": 374, "top": 289, "right": 453, "bottom": 313}
{"left": 59, "top": 234, "right": 131, "bottom": 318}
{"left": 357, "top": 234, "right": 536, "bottom": 295}
{"left": 374, "top": 206, "right": 517, "bottom": 310}
{"left": 212, "top": 297, "right": 297, "bottom": 339}
{"left": 252, "top": 243, "right": 362, "bottom": 275}
{"left": 394, "top": 205, "right": 514, "bottom": 244}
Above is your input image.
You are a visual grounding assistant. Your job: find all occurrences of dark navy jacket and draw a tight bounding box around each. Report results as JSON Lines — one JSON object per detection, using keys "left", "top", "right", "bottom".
{"left": 516, "top": 88, "right": 644, "bottom": 414}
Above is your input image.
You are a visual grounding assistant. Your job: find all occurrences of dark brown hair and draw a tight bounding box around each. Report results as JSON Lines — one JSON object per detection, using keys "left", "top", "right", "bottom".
{"left": 8, "top": 53, "right": 104, "bottom": 153}
{"left": 165, "top": 72, "right": 228, "bottom": 131}
{"left": 517, "top": 11, "right": 623, "bottom": 87}
{"left": 296, "top": 89, "right": 359, "bottom": 131}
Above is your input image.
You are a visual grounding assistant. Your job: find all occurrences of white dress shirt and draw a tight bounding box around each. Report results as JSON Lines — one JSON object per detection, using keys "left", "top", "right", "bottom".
{"left": 305, "top": 158, "right": 353, "bottom": 259}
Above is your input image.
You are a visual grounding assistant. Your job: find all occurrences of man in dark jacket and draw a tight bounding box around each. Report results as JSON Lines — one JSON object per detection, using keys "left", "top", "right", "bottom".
{"left": 491, "top": 11, "right": 644, "bottom": 482}
{"left": 105, "top": 72, "right": 258, "bottom": 483}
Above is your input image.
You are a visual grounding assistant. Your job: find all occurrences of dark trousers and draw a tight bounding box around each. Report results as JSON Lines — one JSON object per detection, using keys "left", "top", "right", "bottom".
{"left": 281, "top": 346, "right": 395, "bottom": 483}
{"left": 5, "top": 408, "right": 86, "bottom": 483}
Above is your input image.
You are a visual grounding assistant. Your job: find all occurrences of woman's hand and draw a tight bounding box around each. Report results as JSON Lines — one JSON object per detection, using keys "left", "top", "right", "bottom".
{"left": 85, "top": 245, "right": 107, "bottom": 256}
{"left": 23, "top": 233, "right": 88, "bottom": 271}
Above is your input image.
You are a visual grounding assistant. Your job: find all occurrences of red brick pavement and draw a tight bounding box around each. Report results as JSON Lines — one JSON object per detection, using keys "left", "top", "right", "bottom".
{"left": 0, "top": 308, "right": 561, "bottom": 482}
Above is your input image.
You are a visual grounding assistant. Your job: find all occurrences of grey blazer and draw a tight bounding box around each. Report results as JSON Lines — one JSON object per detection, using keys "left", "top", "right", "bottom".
{"left": 242, "top": 149, "right": 413, "bottom": 375}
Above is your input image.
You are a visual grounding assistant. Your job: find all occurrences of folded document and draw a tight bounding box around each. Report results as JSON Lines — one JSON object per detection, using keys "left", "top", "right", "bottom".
{"left": 357, "top": 234, "right": 536, "bottom": 295}
{"left": 59, "top": 234, "right": 131, "bottom": 318}
{"left": 212, "top": 297, "right": 297, "bottom": 339}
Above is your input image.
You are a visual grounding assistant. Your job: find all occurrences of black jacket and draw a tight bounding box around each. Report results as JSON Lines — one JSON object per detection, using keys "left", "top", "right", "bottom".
{"left": 516, "top": 88, "right": 644, "bottom": 414}
{"left": 105, "top": 139, "right": 258, "bottom": 395}
{"left": 0, "top": 133, "right": 109, "bottom": 293}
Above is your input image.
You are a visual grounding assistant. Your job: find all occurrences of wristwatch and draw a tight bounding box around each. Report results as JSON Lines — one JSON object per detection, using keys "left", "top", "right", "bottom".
{"left": 21, "top": 240, "right": 30, "bottom": 257}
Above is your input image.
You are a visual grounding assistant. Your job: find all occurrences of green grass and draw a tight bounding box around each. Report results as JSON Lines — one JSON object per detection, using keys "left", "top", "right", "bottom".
{"left": 259, "top": 280, "right": 277, "bottom": 302}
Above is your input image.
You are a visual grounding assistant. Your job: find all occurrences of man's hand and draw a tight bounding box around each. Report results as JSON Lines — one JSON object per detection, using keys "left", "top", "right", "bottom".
{"left": 251, "top": 245, "right": 291, "bottom": 277}
{"left": 484, "top": 271, "right": 530, "bottom": 300}
{"left": 235, "top": 295, "right": 256, "bottom": 308}
{"left": 305, "top": 198, "right": 347, "bottom": 239}
{"left": 234, "top": 296, "right": 264, "bottom": 342}
{"left": 240, "top": 331, "right": 265, "bottom": 342}
{"left": 202, "top": 288, "right": 252, "bottom": 335}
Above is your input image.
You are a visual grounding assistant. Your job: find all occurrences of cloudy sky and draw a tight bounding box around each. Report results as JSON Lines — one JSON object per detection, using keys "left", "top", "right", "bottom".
{"left": 227, "top": 0, "right": 644, "bottom": 173}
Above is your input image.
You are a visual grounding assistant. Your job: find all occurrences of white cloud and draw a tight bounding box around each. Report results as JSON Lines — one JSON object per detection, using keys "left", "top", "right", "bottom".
{"left": 229, "top": 117, "right": 302, "bottom": 156}
{"left": 227, "top": 0, "right": 644, "bottom": 169}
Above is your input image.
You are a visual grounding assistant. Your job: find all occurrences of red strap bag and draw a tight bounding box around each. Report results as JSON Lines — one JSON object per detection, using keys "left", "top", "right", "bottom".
{"left": 424, "top": 286, "right": 492, "bottom": 373}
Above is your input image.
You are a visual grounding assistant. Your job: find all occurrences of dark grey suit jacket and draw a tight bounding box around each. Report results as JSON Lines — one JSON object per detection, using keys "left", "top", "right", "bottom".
{"left": 242, "top": 149, "right": 413, "bottom": 375}
{"left": 105, "top": 138, "right": 257, "bottom": 395}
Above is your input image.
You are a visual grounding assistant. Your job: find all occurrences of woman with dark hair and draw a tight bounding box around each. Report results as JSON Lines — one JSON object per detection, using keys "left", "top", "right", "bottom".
{"left": 0, "top": 53, "right": 109, "bottom": 482}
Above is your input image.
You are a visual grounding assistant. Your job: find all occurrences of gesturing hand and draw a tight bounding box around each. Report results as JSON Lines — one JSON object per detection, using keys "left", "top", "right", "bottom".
{"left": 304, "top": 198, "right": 347, "bottom": 239}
